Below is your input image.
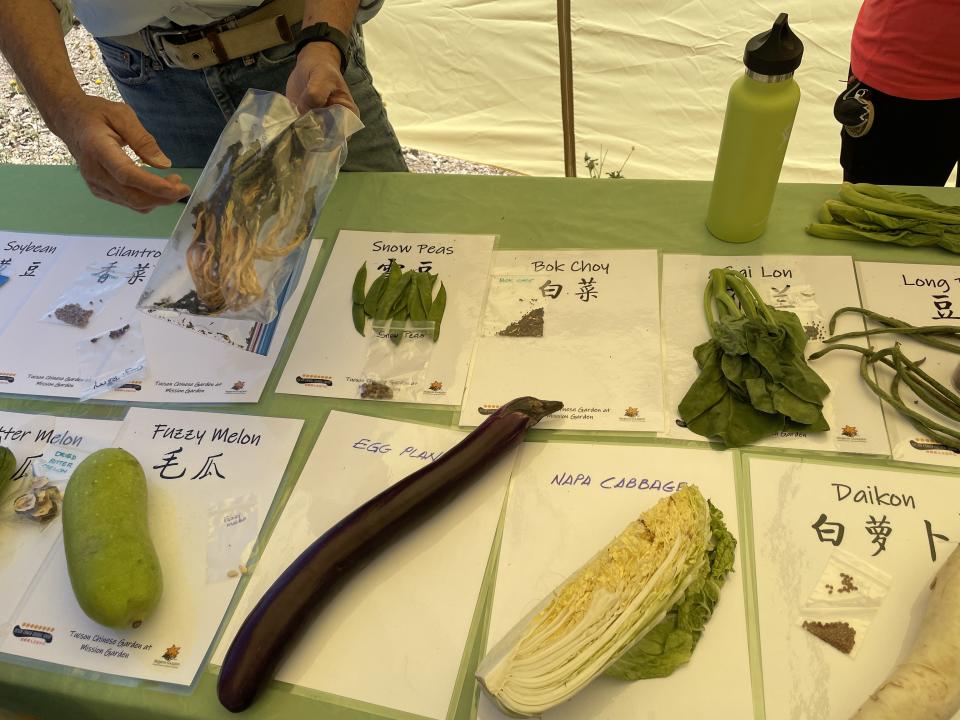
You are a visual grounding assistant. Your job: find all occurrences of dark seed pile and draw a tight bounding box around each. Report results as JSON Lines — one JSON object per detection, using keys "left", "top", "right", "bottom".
{"left": 498, "top": 307, "right": 544, "bottom": 337}
{"left": 802, "top": 620, "right": 856, "bottom": 654}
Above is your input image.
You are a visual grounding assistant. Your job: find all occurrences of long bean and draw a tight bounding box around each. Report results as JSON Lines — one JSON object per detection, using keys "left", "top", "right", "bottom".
{"left": 808, "top": 343, "right": 960, "bottom": 450}
{"left": 827, "top": 306, "right": 960, "bottom": 354}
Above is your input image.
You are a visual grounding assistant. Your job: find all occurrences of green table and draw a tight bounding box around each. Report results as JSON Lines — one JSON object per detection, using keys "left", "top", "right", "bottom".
{"left": 0, "top": 167, "right": 957, "bottom": 720}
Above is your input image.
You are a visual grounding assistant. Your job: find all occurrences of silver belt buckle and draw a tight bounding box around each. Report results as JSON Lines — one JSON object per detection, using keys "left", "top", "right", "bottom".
{"left": 142, "top": 27, "right": 192, "bottom": 67}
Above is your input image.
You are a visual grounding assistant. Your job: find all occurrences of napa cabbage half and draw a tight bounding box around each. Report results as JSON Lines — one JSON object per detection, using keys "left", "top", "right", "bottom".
{"left": 477, "top": 485, "right": 733, "bottom": 717}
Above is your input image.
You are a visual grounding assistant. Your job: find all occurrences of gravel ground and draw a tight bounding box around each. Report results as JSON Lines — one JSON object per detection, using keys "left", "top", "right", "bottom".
{"left": 0, "top": 25, "right": 517, "bottom": 175}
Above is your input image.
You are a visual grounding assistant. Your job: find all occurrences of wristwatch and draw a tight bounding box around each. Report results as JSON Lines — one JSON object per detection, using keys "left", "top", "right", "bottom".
{"left": 294, "top": 21, "right": 350, "bottom": 73}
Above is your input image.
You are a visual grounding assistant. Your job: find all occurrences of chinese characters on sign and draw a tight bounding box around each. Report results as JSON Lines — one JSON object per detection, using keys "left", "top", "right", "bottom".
{"left": 931, "top": 294, "right": 956, "bottom": 320}
{"left": 812, "top": 514, "right": 951, "bottom": 561}
{"left": 536, "top": 278, "right": 600, "bottom": 302}
{"left": 153, "top": 449, "right": 228, "bottom": 481}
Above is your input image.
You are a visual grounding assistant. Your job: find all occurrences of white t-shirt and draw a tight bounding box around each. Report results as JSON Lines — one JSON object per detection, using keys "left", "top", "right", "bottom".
{"left": 72, "top": 0, "right": 383, "bottom": 38}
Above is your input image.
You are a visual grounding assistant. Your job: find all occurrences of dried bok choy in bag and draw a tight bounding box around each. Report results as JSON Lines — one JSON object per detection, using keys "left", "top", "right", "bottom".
{"left": 137, "top": 89, "right": 363, "bottom": 323}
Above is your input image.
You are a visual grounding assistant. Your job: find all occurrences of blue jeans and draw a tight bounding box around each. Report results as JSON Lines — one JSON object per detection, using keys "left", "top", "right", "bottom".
{"left": 95, "top": 25, "right": 407, "bottom": 172}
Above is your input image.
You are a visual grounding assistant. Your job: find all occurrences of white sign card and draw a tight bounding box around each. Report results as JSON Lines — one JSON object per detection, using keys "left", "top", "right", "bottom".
{"left": 0, "top": 412, "right": 121, "bottom": 625}
{"left": 660, "top": 254, "right": 890, "bottom": 454}
{"left": 0, "top": 232, "right": 60, "bottom": 337}
{"left": 749, "top": 456, "right": 960, "bottom": 720}
{"left": 277, "top": 231, "right": 496, "bottom": 405}
{"left": 213, "top": 410, "right": 515, "bottom": 720}
{"left": 856, "top": 261, "right": 960, "bottom": 467}
{"left": 459, "top": 249, "right": 664, "bottom": 431}
{"left": 0, "top": 232, "right": 317, "bottom": 403}
{"left": 1, "top": 408, "right": 303, "bottom": 686}
{"left": 478, "top": 442, "right": 752, "bottom": 720}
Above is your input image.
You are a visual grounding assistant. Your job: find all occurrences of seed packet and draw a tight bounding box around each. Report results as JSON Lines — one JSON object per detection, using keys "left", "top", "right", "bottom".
{"left": 75, "top": 321, "right": 147, "bottom": 400}
{"left": 357, "top": 320, "right": 437, "bottom": 402}
{"left": 797, "top": 549, "right": 892, "bottom": 658}
{"left": 481, "top": 274, "right": 546, "bottom": 338}
{"left": 137, "top": 89, "right": 363, "bottom": 323}
{"left": 42, "top": 261, "right": 127, "bottom": 329}
{"left": 207, "top": 495, "right": 259, "bottom": 584}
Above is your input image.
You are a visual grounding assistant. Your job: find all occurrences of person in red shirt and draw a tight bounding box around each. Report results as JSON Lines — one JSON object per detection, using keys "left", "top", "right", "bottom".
{"left": 835, "top": 0, "right": 960, "bottom": 186}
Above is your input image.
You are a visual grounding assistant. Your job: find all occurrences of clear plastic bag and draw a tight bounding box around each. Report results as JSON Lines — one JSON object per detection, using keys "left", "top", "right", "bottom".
{"left": 797, "top": 549, "right": 892, "bottom": 658}
{"left": 137, "top": 89, "right": 363, "bottom": 323}
{"left": 206, "top": 495, "right": 259, "bottom": 583}
{"left": 42, "top": 261, "right": 127, "bottom": 329}
{"left": 481, "top": 274, "right": 546, "bottom": 338}
{"left": 357, "top": 320, "right": 437, "bottom": 402}
{"left": 76, "top": 321, "right": 147, "bottom": 400}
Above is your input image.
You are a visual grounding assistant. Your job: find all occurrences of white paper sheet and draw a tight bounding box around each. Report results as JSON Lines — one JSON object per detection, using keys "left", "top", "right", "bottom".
{"left": 0, "top": 232, "right": 317, "bottom": 403}
{"left": 856, "top": 261, "right": 960, "bottom": 468}
{"left": 0, "top": 408, "right": 302, "bottom": 686}
{"left": 0, "top": 413, "right": 121, "bottom": 625}
{"left": 478, "top": 442, "right": 752, "bottom": 720}
{"left": 277, "top": 230, "right": 495, "bottom": 405}
{"left": 213, "top": 410, "right": 515, "bottom": 719}
{"left": 459, "top": 249, "right": 664, "bottom": 431}
{"left": 660, "top": 254, "right": 890, "bottom": 454}
{"left": 749, "top": 456, "right": 960, "bottom": 720}
{"left": 0, "top": 232, "right": 60, "bottom": 337}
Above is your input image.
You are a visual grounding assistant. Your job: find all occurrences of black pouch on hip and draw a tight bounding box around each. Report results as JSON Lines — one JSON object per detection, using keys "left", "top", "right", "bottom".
{"left": 834, "top": 77, "right": 875, "bottom": 138}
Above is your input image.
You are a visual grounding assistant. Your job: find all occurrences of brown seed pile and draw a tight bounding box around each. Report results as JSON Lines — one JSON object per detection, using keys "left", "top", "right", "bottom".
{"left": 54, "top": 303, "right": 94, "bottom": 328}
{"left": 360, "top": 380, "right": 393, "bottom": 400}
{"left": 802, "top": 620, "right": 856, "bottom": 654}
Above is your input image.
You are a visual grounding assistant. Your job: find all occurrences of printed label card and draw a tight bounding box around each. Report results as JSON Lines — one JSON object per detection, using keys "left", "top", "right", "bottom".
{"left": 277, "top": 231, "right": 495, "bottom": 405}
{"left": 749, "top": 456, "right": 960, "bottom": 719}
{"left": 459, "top": 249, "right": 664, "bottom": 432}
{"left": 660, "top": 254, "right": 890, "bottom": 454}
{"left": 857, "top": 261, "right": 960, "bottom": 467}
{"left": 0, "top": 232, "right": 317, "bottom": 403}
{"left": 478, "top": 441, "right": 752, "bottom": 720}
{"left": 0, "top": 413, "right": 121, "bottom": 625}
{"left": 213, "top": 410, "right": 515, "bottom": 720}
{"left": 0, "top": 408, "right": 302, "bottom": 686}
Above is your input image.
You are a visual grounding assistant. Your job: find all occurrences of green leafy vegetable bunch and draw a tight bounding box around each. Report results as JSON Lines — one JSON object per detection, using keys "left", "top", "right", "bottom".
{"left": 351, "top": 261, "right": 447, "bottom": 344}
{"left": 806, "top": 183, "right": 960, "bottom": 254}
{"left": 678, "top": 268, "right": 831, "bottom": 447}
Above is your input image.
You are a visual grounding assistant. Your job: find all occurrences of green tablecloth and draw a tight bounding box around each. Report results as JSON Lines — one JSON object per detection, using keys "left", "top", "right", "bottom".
{"left": 0, "top": 166, "right": 957, "bottom": 720}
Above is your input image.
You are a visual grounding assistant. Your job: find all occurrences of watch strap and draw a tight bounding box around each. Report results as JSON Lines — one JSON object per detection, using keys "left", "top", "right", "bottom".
{"left": 294, "top": 21, "right": 350, "bottom": 73}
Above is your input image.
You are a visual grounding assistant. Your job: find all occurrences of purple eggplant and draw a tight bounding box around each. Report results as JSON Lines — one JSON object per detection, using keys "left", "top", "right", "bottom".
{"left": 217, "top": 396, "right": 563, "bottom": 712}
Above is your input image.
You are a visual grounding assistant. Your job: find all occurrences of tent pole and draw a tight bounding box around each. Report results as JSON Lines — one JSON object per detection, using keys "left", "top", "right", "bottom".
{"left": 556, "top": 0, "right": 576, "bottom": 177}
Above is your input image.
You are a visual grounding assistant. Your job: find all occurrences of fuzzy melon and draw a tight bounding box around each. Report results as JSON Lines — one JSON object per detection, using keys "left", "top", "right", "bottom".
{"left": 63, "top": 448, "right": 163, "bottom": 629}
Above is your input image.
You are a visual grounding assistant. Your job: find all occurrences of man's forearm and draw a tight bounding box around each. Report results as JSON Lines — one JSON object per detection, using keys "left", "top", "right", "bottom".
{"left": 0, "top": 0, "right": 84, "bottom": 137}
{"left": 303, "top": 0, "right": 360, "bottom": 36}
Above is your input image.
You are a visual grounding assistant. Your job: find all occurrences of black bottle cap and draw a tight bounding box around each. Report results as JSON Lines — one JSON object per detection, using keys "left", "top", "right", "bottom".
{"left": 744, "top": 13, "right": 804, "bottom": 76}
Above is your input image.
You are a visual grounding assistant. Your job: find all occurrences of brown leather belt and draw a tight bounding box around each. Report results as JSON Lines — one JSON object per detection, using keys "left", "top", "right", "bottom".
{"left": 105, "top": 0, "right": 303, "bottom": 70}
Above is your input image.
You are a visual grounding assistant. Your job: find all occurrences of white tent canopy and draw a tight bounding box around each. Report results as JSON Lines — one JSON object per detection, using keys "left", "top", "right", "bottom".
{"left": 365, "top": 1, "right": 862, "bottom": 181}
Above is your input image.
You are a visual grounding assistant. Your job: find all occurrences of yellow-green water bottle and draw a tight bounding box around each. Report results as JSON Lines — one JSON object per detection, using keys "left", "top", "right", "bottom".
{"left": 706, "top": 13, "right": 804, "bottom": 243}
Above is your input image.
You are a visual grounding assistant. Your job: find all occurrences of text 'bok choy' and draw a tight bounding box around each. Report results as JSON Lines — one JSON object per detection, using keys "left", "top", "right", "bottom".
{"left": 476, "top": 484, "right": 736, "bottom": 717}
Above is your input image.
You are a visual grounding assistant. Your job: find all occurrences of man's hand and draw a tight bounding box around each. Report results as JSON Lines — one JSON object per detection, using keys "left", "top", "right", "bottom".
{"left": 51, "top": 96, "right": 191, "bottom": 213}
{"left": 285, "top": 42, "right": 359, "bottom": 116}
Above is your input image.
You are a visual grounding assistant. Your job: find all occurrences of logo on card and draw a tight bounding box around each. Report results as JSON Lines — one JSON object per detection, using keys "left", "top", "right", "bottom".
{"left": 116, "top": 380, "right": 142, "bottom": 392}
{"left": 0, "top": 371, "right": 16, "bottom": 384}
{"left": 154, "top": 643, "right": 182, "bottom": 668}
{"left": 12, "top": 623, "right": 54, "bottom": 645}
{"left": 838, "top": 422, "right": 867, "bottom": 444}
{"left": 909, "top": 437, "right": 960, "bottom": 455}
{"left": 225, "top": 380, "right": 248, "bottom": 395}
{"left": 624, "top": 407, "right": 639, "bottom": 418}
{"left": 427, "top": 380, "right": 445, "bottom": 395}
{"left": 295, "top": 374, "right": 333, "bottom": 388}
